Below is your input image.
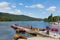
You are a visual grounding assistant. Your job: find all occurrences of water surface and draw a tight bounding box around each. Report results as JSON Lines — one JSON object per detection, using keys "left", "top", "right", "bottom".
{"left": 0, "top": 21, "right": 59, "bottom": 40}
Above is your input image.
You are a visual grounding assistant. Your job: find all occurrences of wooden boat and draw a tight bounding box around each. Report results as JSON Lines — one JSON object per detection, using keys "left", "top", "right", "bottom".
{"left": 11, "top": 24, "right": 60, "bottom": 40}
{"left": 11, "top": 24, "right": 43, "bottom": 33}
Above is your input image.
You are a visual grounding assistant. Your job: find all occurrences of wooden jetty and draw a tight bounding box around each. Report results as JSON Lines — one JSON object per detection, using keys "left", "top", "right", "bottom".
{"left": 11, "top": 24, "right": 60, "bottom": 40}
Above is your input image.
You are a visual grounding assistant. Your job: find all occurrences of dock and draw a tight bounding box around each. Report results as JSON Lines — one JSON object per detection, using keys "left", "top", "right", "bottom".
{"left": 11, "top": 24, "right": 60, "bottom": 40}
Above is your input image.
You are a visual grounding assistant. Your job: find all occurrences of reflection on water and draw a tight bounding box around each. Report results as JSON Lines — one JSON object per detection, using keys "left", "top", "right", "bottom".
{"left": 0, "top": 21, "right": 57, "bottom": 40}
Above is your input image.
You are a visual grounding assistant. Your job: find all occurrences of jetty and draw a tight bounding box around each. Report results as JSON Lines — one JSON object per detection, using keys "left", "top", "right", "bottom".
{"left": 11, "top": 24, "right": 60, "bottom": 40}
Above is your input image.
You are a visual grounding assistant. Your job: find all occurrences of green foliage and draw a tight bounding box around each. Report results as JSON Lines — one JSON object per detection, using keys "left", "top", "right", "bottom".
{"left": 43, "top": 18, "right": 48, "bottom": 22}
{"left": 53, "top": 16, "right": 60, "bottom": 22}
{"left": 48, "top": 14, "right": 53, "bottom": 22}
{"left": 44, "top": 14, "right": 60, "bottom": 22}
{"left": 0, "top": 12, "right": 41, "bottom": 21}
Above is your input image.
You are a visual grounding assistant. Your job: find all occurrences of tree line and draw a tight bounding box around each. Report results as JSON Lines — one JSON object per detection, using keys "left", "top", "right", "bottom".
{"left": 44, "top": 14, "right": 60, "bottom": 22}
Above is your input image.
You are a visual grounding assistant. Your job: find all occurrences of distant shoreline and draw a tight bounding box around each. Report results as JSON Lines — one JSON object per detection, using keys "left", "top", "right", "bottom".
{"left": 0, "top": 12, "right": 42, "bottom": 21}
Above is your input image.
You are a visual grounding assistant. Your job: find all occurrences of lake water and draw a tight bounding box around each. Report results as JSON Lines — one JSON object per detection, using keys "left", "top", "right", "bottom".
{"left": 0, "top": 21, "right": 60, "bottom": 40}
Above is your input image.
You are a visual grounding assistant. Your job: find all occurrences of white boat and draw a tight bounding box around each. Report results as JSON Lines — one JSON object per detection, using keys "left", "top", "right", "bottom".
{"left": 50, "top": 22, "right": 60, "bottom": 26}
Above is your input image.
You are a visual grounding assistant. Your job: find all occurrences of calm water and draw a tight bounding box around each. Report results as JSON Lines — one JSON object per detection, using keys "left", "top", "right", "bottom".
{"left": 0, "top": 21, "right": 60, "bottom": 40}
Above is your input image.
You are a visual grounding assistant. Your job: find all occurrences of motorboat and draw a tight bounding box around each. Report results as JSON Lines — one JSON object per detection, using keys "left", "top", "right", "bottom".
{"left": 50, "top": 22, "right": 60, "bottom": 26}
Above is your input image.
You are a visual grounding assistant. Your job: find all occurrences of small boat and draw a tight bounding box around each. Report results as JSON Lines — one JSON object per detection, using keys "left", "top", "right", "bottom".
{"left": 50, "top": 22, "right": 60, "bottom": 26}
{"left": 11, "top": 24, "right": 44, "bottom": 33}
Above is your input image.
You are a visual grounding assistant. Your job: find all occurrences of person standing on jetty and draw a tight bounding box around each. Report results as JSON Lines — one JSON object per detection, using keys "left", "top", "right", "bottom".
{"left": 46, "top": 26, "right": 50, "bottom": 35}
{"left": 31, "top": 26, "right": 33, "bottom": 29}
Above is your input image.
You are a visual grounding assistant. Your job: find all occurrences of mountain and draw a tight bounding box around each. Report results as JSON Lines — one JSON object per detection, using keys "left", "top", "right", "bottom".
{"left": 0, "top": 12, "right": 42, "bottom": 21}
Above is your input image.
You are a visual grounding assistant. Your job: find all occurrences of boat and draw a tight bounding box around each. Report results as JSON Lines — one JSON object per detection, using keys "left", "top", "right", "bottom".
{"left": 50, "top": 22, "right": 60, "bottom": 26}
{"left": 11, "top": 24, "right": 60, "bottom": 40}
{"left": 11, "top": 24, "right": 43, "bottom": 33}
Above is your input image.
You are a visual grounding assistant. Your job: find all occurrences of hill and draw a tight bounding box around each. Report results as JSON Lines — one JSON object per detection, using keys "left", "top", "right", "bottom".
{"left": 0, "top": 12, "right": 41, "bottom": 21}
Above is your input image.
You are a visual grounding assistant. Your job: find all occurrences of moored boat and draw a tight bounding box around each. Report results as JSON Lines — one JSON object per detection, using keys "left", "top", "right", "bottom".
{"left": 50, "top": 22, "right": 60, "bottom": 26}
{"left": 11, "top": 24, "right": 60, "bottom": 40}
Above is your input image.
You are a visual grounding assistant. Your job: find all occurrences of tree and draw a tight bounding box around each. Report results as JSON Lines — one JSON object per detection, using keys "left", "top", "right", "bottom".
{"left": 48, "top": 13, "right": 53, "bottom": 22}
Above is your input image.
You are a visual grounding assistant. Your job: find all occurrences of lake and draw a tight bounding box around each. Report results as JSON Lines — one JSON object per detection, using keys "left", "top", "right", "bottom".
{"left": 0, "top": 21, "right": 60, "bottom": 40}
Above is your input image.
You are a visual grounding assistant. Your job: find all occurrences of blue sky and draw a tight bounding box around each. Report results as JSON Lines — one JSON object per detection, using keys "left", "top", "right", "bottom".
{"left": 0, "top": 0, "right": 60, "bottom": 18}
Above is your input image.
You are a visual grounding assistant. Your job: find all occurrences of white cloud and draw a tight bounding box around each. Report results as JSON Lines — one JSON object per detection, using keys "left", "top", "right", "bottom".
{"left": 0, "top": 2, "right": 12, "bottom": 13}
{"left": 24, "top": 12, "right": 36, "bottom": 17}
{"left": 25, "top": 6, "right": 28, "bottom": 8}
{"left": 14, "top": 9, "right": 23, "bottom": 15}
{"left": 0, "top": 7, "right": 11, "bottom": 11}
{"left": 28, "top": 13, "right": 32, "bottom": 15}
{"left": 4, "top": 7, "right": 12, "bottom": 10}
{"left": 25, "top": 4, "right": 44, "bottom": 8}
{"left": 0, "top": 2, "right": 23, "bottom": 15}
{"left": 46, "top": 6, "right": 56, "bottom": 12}
{"left": 19, "top": 3, "right": 23, "bottom": 6}
{"left": 1, "top": 9, "right": 23, "bottom": 15}
{"left": 35, "top": 4, "right": 44, "bottom": 8}
{"left": 0, "top": 7, "right": 12, "bottom": 13}
{"left": 11, "top": 5, "right": 16, "bottom": 8}
{"left": 0, "top": 2, "right": 10, "bottom": 8}
{"left": 25, "top": 5, "right": 35, "bottom": 8}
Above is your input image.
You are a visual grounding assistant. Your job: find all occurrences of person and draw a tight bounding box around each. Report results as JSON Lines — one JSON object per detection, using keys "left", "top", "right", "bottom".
{"left": 46, "top": 26, "right": 50, "bottom": 35}
{"left": 31, "top": 26, "right": 32, "bottom": 29}
{"left": 16, "top": 29, "right": 20, "bottom": 34}
{"left": 46, "top": 30, "right": 49, "bottom": 35}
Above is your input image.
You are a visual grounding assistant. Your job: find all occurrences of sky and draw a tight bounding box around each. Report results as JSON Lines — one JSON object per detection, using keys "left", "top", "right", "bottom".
{"left": 0, "top": 0, "right": 60, "bottom": 18}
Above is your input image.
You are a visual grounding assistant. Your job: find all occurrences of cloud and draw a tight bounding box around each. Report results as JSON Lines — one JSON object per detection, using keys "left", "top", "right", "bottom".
{"left": 0, "top": 2, "right": 10, "bottom": 8}
{"left": 46, "top": 6, "right": 56, "bottom": 12}
{"left": 0, "top": 2, "right": 12, "bottom": 13}
{"left": 1, "top": 9, "right": 23, "bottom": 15}
{"left": 11, "top": 5, "right": 16, "bottom": 8}
{"left": 24, "top": 12, "right": 36, "bottom": 18}
{"left": 0, "top": 2, "right": 23, "bottom": 15}
{"left": 25, "top": 4, "right": 44, "bottom": 8}
{"left": 14, "top": 9, "right": 23, "bottom": 15}
{"left": 19, "top": 3, "right": 24, "bottom": 6}
{"left": 4, "top": 7, "right": 12, "bottom": 10}
{"left": 0, "top": 7, "right": 11, "bottom": 12}
{"left": 35, "top": 4, "right": 44, "bottom": 8}
{"left": 28, "top": 13, "right": 32, "bottom": 15}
